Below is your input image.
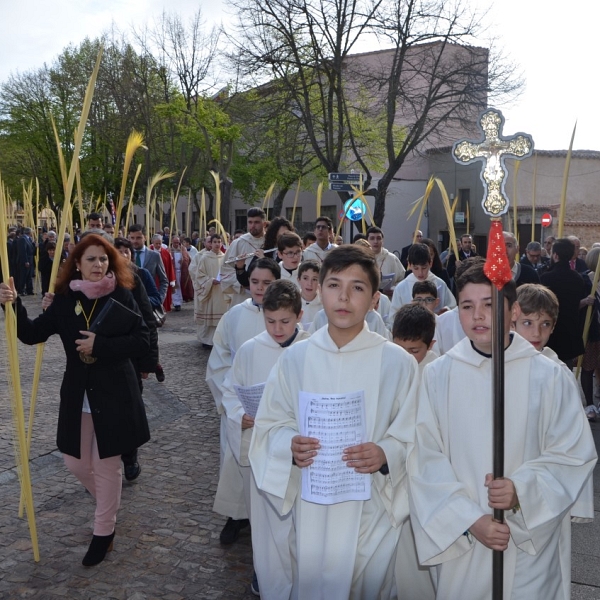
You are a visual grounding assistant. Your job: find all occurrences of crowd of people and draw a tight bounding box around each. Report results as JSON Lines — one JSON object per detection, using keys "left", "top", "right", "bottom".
{"left": 0, "top": 207, "right": 597, "bottom": 599}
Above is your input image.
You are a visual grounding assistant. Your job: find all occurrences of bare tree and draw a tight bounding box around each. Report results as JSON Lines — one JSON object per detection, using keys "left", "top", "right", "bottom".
{"left": 227, "top": 0, "right": 523, "bottom": 225}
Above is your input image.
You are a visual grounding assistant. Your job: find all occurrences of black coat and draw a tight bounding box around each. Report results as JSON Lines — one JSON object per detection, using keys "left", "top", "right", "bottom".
{"left": 14, "top": 286, "right": 151, "bottom": 459}
{"left": 515, "top": 263, "right": 540, "bottom": 286}
{"left": 540, "top": 262, "right": 587, "bottom": 362}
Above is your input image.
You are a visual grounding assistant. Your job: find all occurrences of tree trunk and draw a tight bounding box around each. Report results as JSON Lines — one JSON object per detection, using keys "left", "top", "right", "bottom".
{"left": 374, "top": 179, "right": 391, "bottom": 227}
{"left": 272, "top": 188, "right": 289, "bottom": 219}
{"left": 220, "top": 176, "right": 233, "bottom": 233}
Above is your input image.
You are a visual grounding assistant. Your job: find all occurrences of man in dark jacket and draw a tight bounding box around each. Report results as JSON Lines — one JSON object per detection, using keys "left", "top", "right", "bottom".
{"left": 16, "top": 228, "right": 35, "bottom": 295}
{"left": 541, "top": 238, "right": 591, "bottom": 367}
{"left": 446, "top": 234, "right": 479, "bottom": 279}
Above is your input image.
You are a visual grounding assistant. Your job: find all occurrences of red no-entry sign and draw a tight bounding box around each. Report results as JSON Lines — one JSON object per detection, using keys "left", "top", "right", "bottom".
{"left": 541, "top": 213, "right": 552, "bottom": 228}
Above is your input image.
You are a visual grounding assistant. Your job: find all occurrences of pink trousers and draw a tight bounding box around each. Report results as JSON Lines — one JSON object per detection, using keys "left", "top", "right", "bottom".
{"left": 62, "top": 413, "right": 122, "bottom": 536}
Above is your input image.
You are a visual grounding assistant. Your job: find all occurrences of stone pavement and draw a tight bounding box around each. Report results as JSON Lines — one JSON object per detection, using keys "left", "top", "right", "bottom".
{"left": 0, "top": 297, "right": 255, "bottom": 599}
{"left": 0, "top": 296, "right": 598, "bottom": 599}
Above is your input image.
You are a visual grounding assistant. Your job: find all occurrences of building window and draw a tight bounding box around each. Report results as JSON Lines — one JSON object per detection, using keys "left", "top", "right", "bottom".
{"left": 235, "top": 209, "right": 247, "bottom": 232}
{"left": 320, "top": 205, "right": 338, "bottom": 225}
{"left": 459, "top": 188, "right": 470, "bottom": 214}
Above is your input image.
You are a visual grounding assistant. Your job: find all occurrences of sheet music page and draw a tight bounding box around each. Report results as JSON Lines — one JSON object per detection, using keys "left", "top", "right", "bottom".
{"left": 298, "top": 390, "right": 370, "bottom": 505}
{"left": 234, "top": 383, "right": 266, "bottom": 419}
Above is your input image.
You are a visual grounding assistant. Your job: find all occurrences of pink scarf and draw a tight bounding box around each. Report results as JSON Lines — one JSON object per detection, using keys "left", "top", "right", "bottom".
{"left": 69, "top": 272, "right": 117, "bottom": 299}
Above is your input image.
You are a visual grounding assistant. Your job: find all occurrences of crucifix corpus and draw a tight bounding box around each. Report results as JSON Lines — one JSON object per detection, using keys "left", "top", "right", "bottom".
{"left": 452, "top": 108, "right": 534, "bottom": 600}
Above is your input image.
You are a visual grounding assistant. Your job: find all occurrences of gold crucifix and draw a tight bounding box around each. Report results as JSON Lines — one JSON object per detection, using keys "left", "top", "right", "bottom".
{"left": 453, "top": 109, "right": 534, "bottom": 216}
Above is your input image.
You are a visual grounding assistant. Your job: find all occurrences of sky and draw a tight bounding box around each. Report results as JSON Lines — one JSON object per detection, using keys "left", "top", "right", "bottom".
{"left": 1, "top": 0, "right": 599, "bottom": 151}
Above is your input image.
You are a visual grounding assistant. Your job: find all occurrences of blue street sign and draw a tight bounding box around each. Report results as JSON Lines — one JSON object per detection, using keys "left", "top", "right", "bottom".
{"left": 329, "top": 182, "right": 356, "bottom": 191}
{"left": 344, "top": 198, "right": 366, "bottom": 221}
{"left": 328, "top": 173, "right": 362, "bottom": 182}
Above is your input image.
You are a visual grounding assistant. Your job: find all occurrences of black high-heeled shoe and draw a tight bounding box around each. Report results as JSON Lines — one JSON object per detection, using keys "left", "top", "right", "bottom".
{"left": 82, "top": 531, "right": 115, "bottom": 566}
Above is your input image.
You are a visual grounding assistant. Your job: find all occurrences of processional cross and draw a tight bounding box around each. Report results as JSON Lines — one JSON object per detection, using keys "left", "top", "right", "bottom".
{"left": 453, "top": 109, "right": 533, "bottom": 217}
{"left": 452, "top": 109, "right": 534, "bottom": 600}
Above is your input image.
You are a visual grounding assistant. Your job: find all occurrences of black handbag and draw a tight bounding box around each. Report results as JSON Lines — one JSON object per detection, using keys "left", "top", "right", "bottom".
{"left": 152, "top": 305, "right": 167, "bottom": 327}
{"left": 90, "top": 297, "right": 142, "bottom": 336}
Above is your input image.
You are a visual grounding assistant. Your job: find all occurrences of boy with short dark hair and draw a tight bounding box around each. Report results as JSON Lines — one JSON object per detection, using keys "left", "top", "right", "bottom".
{"left": 216, "top": 279, "right": 309, "bottom": 596}
{"left": 411, "top": 280, "right": 439, "bottom": 314}
{"left": 392, "top": 304, "right": 437, "bottom": 368}
{"left": 391, "top": 243, "right": 455, "bottom": 318}
{"left": 435, "top": 257, "right": 485, "bottom": 355}
{"left": 297, "top": 260, "right": 322, "bottom": 329}
{"left": 409, "top": 262, "right": 597, "bottom": 599}
{"left": 250, "top": 245, "right": 418, "bottom": 599}
{"left": 277, "top": 232, "right": 303, "bottom": 288}
{"left": 207, "top": 257, "right": 281, "bottom": 545}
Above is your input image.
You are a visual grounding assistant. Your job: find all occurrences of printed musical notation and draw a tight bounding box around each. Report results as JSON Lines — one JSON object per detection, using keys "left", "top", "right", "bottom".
{"left": 298, "top": 390, "right": 371, "bottom": 505}
{"left": 234, "top": 382, "right": 266, "bottom": 419}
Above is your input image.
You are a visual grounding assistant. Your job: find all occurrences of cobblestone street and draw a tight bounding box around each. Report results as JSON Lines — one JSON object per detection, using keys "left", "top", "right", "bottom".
{"left": 0, "top": 297, "right": 255, "bottom": 599}
{"left": 0, "top": 296, "right": 598, "bottom": 599}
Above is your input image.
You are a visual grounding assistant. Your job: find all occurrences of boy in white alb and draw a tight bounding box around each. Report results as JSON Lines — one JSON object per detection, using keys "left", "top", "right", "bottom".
{"left": 391, "top": 303, "right": 437, "bottom": 599}
{"left": 512, "top": 283, "right": 594, "bottom": 522}
{"left": 206, "top": 258, "right": 280, "bottom": 544}
{"left": 249, "top": 245, "right": 418, "bottom": 599}
{"left": 297, "top": 261, "right": 322, "bottom": 330}
{"left": 216, "top": 280, "right": 310, "bottom": 597}
{"left": 277, "top": 232, "right": 303, "bottom": 288}
{"left": 409, "top": 262, "right": 597, "bottom": 600}
{"left": 391, "top": 243, "right": 456, "bottom": 319}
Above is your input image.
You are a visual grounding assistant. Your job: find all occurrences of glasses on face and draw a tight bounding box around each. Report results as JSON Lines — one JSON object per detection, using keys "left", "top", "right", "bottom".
{"left": 315, "top": 225, "right": 330, "bottom": 230}
{"left": 282, "top": 250, "right": 302, "bottom": 257}
{"left": 413, "top": 297, "right": 437, "bottom": 304}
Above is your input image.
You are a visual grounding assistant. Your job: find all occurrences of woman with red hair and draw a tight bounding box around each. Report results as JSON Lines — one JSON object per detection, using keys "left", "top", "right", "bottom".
{"left": 0, "top": 234, "right": 150, "bottom": 567}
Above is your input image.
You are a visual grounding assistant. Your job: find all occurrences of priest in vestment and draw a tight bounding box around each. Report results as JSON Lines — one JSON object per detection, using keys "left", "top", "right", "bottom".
{"left": 191, "top": 235, "right": 228, "bottom": 346}
{"left": 220, "top": 208, "right": 266, "bottom": 307}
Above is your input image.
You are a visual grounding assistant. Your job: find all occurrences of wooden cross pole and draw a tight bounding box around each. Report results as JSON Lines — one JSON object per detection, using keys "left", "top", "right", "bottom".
{"left": 453, "top": 108, "right": 533, "bottom": 600}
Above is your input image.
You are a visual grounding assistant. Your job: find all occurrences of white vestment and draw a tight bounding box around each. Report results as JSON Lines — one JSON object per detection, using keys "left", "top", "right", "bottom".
{"left": 207, "top": 299, "right": 267, "bottom": 520}
{"left": 391, "top": 272, "right": 456, "bottom": 320}
{"left": 308, "top": 308, "right": 391, "bottom": 340}
{"left": 394, "top": 348, "right": 438, "bottom": 600}
{"left": 249, "top": 325, "right": 419, "bottom": 600}
{"left": 408, "top": 333, "right": 597, "bottom": 600}
{"left": 190, "top": 250, "right": 228, "bottom": 345}
{"left": 280, "top": 266, "right": 301, "bottom": 289}
{"left": 301, "top": 242, "right": 337, "bottom": 264}
{"left": 540, "top": 346, "right": 594, "bottom": 522}
{"left": 375, "top": 247, "right": 406, "bottom": 290}
{"left": 300, "top": 296, "right": 323, "bottom": 330}
{"left": 216, "top": 329, "right": 310, "bottom": 600}
{"left": 434, "top": 306, "right": 465, "bottom": 355}
{"left": 377, "top": 293, "right": 393, "bottom": 329}
{"left": 220, "top": 233, "right": 265, "bottom": 306}
{"left": 171, "top": 250, "right": 183, "bottom": 306}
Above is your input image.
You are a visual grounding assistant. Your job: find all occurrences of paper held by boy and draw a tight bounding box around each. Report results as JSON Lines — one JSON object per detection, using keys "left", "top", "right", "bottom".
{"left": 298, "top": 390, "right": 371, "bottom": 505}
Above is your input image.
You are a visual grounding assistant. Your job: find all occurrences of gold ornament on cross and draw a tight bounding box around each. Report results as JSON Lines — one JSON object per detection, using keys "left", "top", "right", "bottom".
{"left": 453, "top": 109, "right": 534, "bottom": 216}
